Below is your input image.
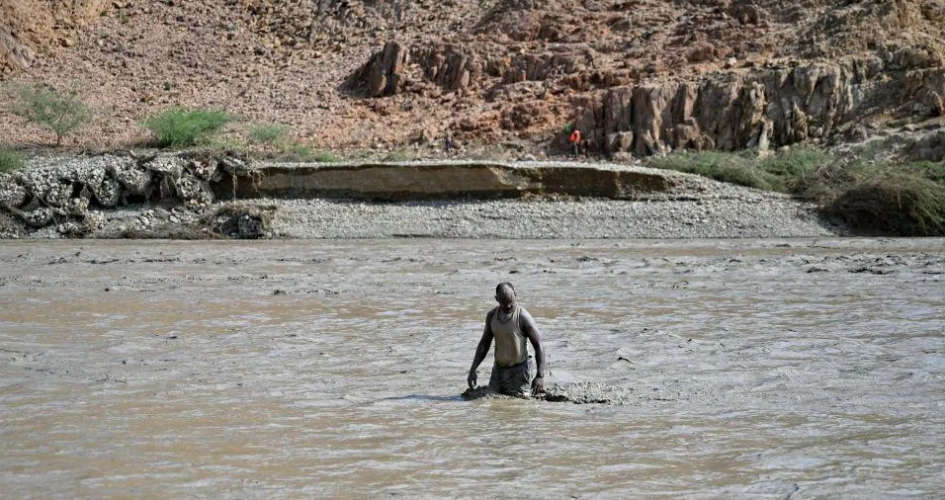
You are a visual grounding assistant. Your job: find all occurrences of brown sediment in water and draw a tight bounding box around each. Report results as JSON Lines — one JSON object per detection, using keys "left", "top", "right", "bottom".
{"left": 1, "top": 238, "right": 942, "bottom": 497}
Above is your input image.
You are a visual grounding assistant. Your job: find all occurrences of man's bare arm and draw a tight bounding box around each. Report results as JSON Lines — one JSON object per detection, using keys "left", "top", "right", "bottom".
{"left": 520, "top": 309, "right": 545, "bottom": 392}
{"left": 468, "top": 311, "right": 494, "bottom": 388}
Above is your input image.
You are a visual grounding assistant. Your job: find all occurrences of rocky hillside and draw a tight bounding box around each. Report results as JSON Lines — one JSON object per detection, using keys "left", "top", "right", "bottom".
{"left": 2, "top": 0, "right": 945, "bottom": 158}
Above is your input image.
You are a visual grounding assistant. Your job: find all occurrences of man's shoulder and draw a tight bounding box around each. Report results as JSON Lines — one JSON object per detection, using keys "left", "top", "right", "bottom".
{"left": 517, "top": 306, "right": 535, "bottom": 324}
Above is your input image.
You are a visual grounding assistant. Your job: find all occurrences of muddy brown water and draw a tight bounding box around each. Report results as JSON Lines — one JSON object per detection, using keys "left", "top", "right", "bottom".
{"left": 1, "top": 239, "right": 943, "bottom": 498}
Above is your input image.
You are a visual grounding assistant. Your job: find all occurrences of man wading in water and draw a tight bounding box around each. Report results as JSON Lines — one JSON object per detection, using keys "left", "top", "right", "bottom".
{"left": 467, "top": 282, "right": 546, "bottom": 397}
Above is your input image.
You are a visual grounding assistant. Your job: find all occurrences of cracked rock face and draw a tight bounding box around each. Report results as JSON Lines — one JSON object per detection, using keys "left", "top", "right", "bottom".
{"left": 344, "top": 41, "right": 408, "bottom": 97}
{"left": 329, "top": 0, "right": 945, "bottom": 155}
{"left": 345, "top": 36, "right": 945, "bottom": 156}
{"left": 571, "top": 57, "right": 945, "bottom": 156}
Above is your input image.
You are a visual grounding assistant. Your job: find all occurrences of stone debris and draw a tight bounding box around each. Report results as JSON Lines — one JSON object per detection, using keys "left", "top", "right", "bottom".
{"left": 204, "top": 203, "right": 276, "bottom": 239}
{"left": 0, "top": 152, "right": 259, "bottom": 238}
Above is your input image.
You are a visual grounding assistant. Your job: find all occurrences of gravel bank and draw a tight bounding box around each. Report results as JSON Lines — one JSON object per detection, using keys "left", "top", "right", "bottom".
{"left": 253, "top": 158, "right": 846, "bottom": 239}
{"left": 269, "top": 195, "right": 840, "bottom": 239}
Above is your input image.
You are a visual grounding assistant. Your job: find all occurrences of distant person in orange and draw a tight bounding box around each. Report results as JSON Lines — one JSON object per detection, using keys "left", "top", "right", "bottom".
{"left": 569, "top": 128, "right": 582, "bottom": 155}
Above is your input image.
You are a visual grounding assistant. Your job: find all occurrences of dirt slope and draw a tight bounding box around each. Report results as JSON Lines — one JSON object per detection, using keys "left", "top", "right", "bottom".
{"left": 1, "top": 0, "right": 944, "bottom": 155}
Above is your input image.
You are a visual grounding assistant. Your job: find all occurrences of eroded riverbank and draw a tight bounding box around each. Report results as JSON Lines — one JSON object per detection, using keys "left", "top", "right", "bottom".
{"left": 1, "top": 238, "right": 943, "bottom": 497}
{"left": 0, "top": 154, "right": 846, "bottom": 239}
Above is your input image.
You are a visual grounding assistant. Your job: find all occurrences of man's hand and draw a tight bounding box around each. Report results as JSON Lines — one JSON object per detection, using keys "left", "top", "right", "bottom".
{"left": 531, "top": 376, "right": 544, "bottom": 394}
{"left": 467, "top": 370, "right": 477, "bottom": 389}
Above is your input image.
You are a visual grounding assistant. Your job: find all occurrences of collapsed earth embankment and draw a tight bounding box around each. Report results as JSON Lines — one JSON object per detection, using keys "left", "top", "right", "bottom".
{"left": 0, "top": 152, "right": 841, "bottom": 239}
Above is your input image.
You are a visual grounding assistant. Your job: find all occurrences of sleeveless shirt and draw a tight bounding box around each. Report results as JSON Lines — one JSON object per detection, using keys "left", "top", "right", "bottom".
{"left": 491, "top": 305, "right": 528, "bottom": 367}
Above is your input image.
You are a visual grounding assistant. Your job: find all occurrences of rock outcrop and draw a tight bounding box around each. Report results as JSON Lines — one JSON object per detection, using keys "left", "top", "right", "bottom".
{"left": 343, "top": 41, "right": 408, "bottom": 97}
{"left": 335, "top": 0, "right": 945, "bottom": 157}
{"left": 347, "top": 40, "right": 601, "bottom": 97}
{"left": 412, "top": 44, "right": 483, "bottom": 92}
{"left": 571, "top": 57, "right": 945, "bottom": 156}
{"left": 346, "top": 42, "right": 485, "bottom": 96}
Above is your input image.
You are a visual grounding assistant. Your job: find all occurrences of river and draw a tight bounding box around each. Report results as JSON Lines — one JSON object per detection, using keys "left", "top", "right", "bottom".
{"left": 1, "top": 238, "right": 943, "bottom": 498}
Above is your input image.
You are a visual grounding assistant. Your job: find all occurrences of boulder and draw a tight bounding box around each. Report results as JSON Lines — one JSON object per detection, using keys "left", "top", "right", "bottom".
{"left": 605, "top": 132, "right": 634, "bottom": 154}
{"left": 8, "top": 206, "right": 54, "bottom": 228}
{"left": 207, "top": 204, "right": 275, "bottom": 239}
{"left": 905, "top": 129, "right": 945, "bottom": 162}
{"left": 413, "top": 44, "right": 482, "bottom": 92}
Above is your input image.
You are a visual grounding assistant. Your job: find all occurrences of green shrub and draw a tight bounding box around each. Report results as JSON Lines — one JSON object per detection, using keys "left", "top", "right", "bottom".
{"left": 248, "top": 123, "right": 290, "bottom": 145}
{"left": 0, "top": 147, "right": 24, "bottom": 173}
{"left": 10, "top": 83, "right": 92, "bottom": 146}
{"left": 144, "top": 108, "right": 231, "bottom": 147}
{"left": 761, "top": 147, "right": 833, "bottom": 182}
{"left": 648, "top": 147, "right": 945, "bottom": 235}
{"left": 650, "top": 148, "right": 839, "bottom": 193}
{"left": 649, "top": 150, "right": 781, "bottom": 191}
{"left": 825, "top": 166, "right": 945, "bottom": 236}
{"left": 287, "top": 143, "right": 311, "bottom": 159}
{"left": 198, "top": 135, "right": 248, "bottom": 154}
{"left": 909, "top": 160, "right": 945, "bottom": 185}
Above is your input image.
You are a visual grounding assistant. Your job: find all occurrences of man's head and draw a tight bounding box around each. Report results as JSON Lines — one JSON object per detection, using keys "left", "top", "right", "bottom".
{"left": 495, "top": 282, "right": 516, "bottom": 313}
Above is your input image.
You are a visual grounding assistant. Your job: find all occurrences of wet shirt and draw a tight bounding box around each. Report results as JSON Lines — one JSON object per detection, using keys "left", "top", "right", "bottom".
{"left": 491, "top": 305, "right": 528, "bottom": 367}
